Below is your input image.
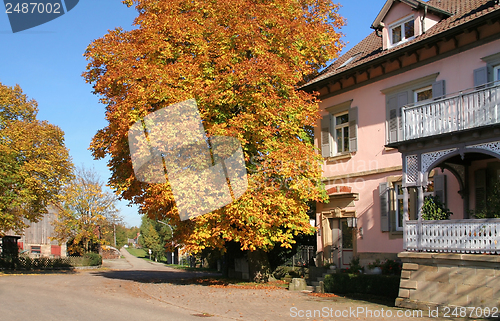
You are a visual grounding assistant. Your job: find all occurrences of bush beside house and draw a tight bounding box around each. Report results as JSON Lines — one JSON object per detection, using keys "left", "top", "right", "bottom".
{"left": 324, "top": 273, "right": 400, "bottom": 300}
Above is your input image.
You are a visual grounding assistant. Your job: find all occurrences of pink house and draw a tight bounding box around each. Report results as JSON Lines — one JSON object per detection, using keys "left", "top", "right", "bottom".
{"left": 303, "top": 0, "right": 500, "bottom": 270}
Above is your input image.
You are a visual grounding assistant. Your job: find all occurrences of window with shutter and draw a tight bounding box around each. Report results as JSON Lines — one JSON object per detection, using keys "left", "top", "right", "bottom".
{"left": 322, "top": 102, "right": 358, "bottom": 157}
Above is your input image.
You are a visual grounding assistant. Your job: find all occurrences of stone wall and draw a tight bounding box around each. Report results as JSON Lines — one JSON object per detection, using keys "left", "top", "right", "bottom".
{"left": 396, "top": 252, "right": 500, "bottom": 310}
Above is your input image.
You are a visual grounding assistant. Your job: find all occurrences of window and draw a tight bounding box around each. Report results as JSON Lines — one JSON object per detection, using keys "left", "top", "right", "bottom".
{"left": 383, "top": 74, "right": 444, "bottom": 143}
{"left": 494, "top": 65, "right": 500, "bottom": 84}
{"left": 380, "top": 176, "right": 442, "bottom": 233}
{"left": 389, "top": 16, "right": 414, "bottom": 47}
{"left": 31, "top": 245, "right": 41, "bottom": 254}
{"left": 414, "top": 86, "right": 433, "bottom": 104}
{"left": 321, "top": 104, "right": 358, "bottom": 158}
{"left": 333, "top": 112, "right": 349, "bottom": 154}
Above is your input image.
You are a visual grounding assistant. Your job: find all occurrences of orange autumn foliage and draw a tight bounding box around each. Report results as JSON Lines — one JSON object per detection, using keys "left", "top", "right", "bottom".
{"left": 84, "top": 0, "right": 344, "bottom": 253}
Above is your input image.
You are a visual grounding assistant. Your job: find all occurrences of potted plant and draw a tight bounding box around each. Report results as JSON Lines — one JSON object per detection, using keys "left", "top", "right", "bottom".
{"left": 366, "top": 259, "right": 382, "bottom": 274}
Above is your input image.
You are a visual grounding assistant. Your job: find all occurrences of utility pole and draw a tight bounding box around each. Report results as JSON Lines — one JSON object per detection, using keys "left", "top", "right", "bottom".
{"left": 156, "top": 220, "right": 174, "bottom": 264}
{"left": 113, "top": 216, "right": 117, "bottom": 247}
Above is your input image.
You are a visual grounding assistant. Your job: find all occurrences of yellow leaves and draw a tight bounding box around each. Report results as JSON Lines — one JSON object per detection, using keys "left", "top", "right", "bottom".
{"left": 0, "top": 82, "right": 73, "bottom": 233}
{"left": 52, "top": 166, "right": 118, "bottom": 254}
{"left": 83, "top": 0, "right": 343, "bottom": 254}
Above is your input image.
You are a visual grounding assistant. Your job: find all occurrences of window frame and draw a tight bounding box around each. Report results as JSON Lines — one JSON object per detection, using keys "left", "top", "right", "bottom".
{"left": 332, "top": 111, "right": 349, "bottom": 155}
{"left": 413, "top": 85, "right": 433, "bottom": 105}
{"left": 388, "top": 15, "right": 415, "bottom": 48}
{"left": 394, "top": 182, "right": 405, "bottom": 231}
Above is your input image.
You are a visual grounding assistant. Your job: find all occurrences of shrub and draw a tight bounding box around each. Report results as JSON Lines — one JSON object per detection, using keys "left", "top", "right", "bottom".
{"left": 273, "top": 266, "right": 288, "bottom": 280}
{"left": 421, "top": 195, "right": 452, "bottom": 220}
{"left": 381, "top": 259, "right": 402, "bottom": 275}
{"left": 348, "top": 256, "right": 363, "bottom": 274}
{"left": 323, "top": 273, "right": 400, "bottom": 300}
{"left": 83, "top": 252, "right": 102, "bottom": 266}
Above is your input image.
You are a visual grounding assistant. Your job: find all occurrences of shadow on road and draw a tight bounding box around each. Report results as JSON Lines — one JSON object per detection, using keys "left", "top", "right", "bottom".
{"left": 91, "top": 269, "right": 222, "bottom": 285}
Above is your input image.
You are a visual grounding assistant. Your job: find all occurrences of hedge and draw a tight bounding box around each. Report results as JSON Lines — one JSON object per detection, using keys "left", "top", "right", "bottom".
{"left": 324, "top": 273, "right": 400, "bottom": 300}
{"left": 0, "top": 253, "right": 102, "bottom": 270}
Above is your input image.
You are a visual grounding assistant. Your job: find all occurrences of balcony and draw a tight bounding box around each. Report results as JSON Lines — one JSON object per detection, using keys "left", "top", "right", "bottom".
{"left": 404, "top": 219, "right": 500, "bottom": 254}
{"left": 400, "top": 82, "right": 500, "bottom": 142}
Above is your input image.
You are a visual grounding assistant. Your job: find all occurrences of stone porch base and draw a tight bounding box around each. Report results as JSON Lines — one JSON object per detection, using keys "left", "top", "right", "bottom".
{"left": 396, "top": 252, "right": 500, "bottom": 310}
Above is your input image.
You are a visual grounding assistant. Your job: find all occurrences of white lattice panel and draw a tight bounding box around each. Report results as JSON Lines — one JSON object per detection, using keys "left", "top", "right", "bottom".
{"left": 405, "top": 155, "right": 419, "bottom": 184}
{"left": 466, "top": 141, "right": 500, "bottom": 158}
{"left": 421, "top": 149, "right": 457, "bottom": 174}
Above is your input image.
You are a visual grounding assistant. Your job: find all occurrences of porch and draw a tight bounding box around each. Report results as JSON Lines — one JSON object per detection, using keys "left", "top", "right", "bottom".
{"left": 388, "top": 81, "right": 500, "bottom": 255}
{"left": 404, "top": 218, "right": 500, "bottom": 254}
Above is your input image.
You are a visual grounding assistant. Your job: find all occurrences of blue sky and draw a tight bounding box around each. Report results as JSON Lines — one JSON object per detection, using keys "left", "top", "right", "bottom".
{"left": 0, "top": 0, "right": 385, "bottom": 227}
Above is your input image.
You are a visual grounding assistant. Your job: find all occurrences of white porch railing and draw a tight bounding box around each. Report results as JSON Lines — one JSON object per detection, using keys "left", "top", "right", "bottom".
{"left": 405, "top": 219, "right": 500, "bottom": 254}
{"left": 402, "top": 82, "right": 500, "bottom": 141}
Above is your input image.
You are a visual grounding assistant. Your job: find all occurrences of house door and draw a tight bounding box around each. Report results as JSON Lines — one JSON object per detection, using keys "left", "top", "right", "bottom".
{"left": 332, "top": 219, "right": 354, "bottom": 269}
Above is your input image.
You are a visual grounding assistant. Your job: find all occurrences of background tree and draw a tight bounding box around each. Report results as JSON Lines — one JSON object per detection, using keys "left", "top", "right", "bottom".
{"left": 139, "top": 215, "right": 173, "bottom": 261}
{"left": 84, "top": 0, "right": 344, "bottom": 280}
{"left": 52, "top": 166, "right": 119, "bottom": 254}
{"left": 0, "top": 82, "right": 73, "bottom": 234}
{"left": 102, "top": 214, "right": 130, "bottom": 248}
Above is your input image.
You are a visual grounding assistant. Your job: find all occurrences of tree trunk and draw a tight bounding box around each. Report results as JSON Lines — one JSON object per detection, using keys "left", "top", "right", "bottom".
{"left": 247, "top": 249, "right": 271, "bottom": 283}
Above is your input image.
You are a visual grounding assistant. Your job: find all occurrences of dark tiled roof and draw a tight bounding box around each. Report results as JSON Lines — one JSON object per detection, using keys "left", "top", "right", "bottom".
{"left": 304, "top": 0, "right": 500, "bottom": 88}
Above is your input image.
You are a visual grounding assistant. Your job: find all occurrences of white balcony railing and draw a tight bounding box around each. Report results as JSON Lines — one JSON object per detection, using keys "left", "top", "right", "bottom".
{"left": 402, "top": 82, "right": 500, "bottom": 141}
{"left": 405, "top": 219, "right": 500, "bottom": 254}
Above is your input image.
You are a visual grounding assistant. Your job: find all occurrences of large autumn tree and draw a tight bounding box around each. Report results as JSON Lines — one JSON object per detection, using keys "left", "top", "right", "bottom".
{"left": 84, "top": 0, "right": 344, "bottom": 272}
{"left": 0, "top": 83, "right": 73, "bottom": 234}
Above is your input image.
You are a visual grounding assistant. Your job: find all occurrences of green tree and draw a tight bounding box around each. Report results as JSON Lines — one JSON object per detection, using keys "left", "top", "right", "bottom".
{"left": 84, "top": 0, "right": 344, "bottom": 280}
{"left": 0, "top": 82, "right": 73, "bottom": 234}
{"left": 52, "top": 166, "right": 119, "bottom": 254}
{"left": 140, "top": 215, "right": 173, "bottom": 261}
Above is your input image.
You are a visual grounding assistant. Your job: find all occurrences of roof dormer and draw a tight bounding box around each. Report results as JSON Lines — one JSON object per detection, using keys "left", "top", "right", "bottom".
{"left": 371, "top": 0, "right": 452, "bottom": 50}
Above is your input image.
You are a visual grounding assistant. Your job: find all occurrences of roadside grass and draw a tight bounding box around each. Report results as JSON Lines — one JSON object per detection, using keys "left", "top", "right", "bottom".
{"left": 126, "top": 247, "right": 147, "bottom": 258}
{"left": 125, "top": 248, "right": 168, "bottom": 264}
